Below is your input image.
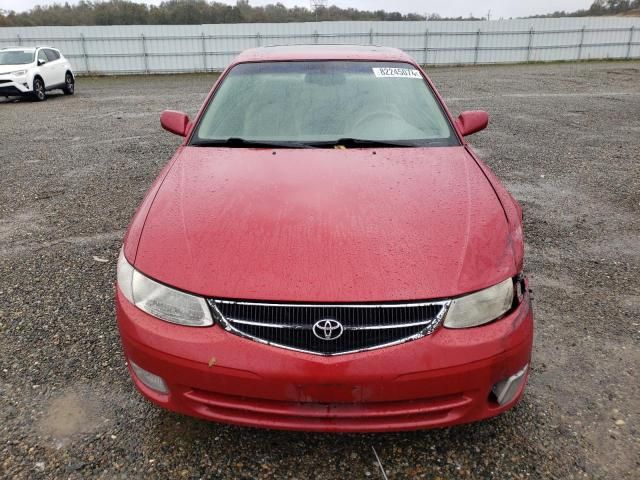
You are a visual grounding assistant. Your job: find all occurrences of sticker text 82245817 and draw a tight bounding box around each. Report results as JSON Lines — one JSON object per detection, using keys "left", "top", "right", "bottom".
{"left": 372, "top": 67, "right": 422, "bottom": 79}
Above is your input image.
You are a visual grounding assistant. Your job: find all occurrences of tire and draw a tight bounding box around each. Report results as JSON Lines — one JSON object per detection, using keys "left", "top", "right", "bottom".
{"left": 63, "top": 72, "right": 75, "bottom": 95}
{"left": 32, "top": 77, "right": 46, "bottom": 101}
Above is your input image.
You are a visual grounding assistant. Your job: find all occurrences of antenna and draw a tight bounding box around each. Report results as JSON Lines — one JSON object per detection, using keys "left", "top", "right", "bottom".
{"left": 310, "top": 0, "right": 327, "bottom": 21}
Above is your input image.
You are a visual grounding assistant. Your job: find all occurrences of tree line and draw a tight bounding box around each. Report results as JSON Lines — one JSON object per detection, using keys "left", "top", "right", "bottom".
{"left": 0, "top": 0, "right": 638, "bottom": 27}
{"left": 0, "top": 0, "right": 451, "bottom": 26}
{"left": 532, "top": 0, "right": 640, "bottom": 18}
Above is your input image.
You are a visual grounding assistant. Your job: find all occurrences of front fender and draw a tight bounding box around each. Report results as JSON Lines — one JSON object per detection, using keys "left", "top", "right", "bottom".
{"left": 465, "top": 146, "right": 524, "bottom": 272}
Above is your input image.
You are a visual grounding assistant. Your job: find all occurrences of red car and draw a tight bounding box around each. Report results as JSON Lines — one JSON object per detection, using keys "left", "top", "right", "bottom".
{"left": 116, "top": 45, "right": 533, "bottom": 432}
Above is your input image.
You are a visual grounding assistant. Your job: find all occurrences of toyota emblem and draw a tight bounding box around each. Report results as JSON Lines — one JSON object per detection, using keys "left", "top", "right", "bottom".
{"left": 312, "top": 319, "right": 344, "bottom": 341}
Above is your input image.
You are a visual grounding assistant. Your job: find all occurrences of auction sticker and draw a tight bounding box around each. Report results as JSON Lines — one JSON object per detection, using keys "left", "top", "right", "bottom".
{"left": 372, "top": 67, "right": 422, "bottom": 79}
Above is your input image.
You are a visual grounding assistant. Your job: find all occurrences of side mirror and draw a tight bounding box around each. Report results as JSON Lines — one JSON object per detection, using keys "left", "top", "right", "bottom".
{"left": 160, "top": 110, "right": 190, "bottom": 137}
{"left": 38, "top": 59, "right": 46, "bottom": 66}
{"left": 455, "top": 110, "right": 489, "bottom": 137}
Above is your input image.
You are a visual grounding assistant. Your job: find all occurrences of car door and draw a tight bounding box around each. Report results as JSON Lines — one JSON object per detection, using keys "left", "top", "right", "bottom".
{"left": 44, "top": 49, "right": 65, "bottom": 85}
{"left": 36, "top": 49, "right": 57, "bottom": 87}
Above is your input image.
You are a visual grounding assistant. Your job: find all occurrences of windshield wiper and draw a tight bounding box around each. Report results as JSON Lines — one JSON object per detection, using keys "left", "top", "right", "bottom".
{"left": 308, "top": 138, "right": 421, "bottom": 148}
{"left": 191, "top": 137, "right": 448, "bottom": 149}
{"left": 190, "top": 137, "right": 317, "bottom": 149}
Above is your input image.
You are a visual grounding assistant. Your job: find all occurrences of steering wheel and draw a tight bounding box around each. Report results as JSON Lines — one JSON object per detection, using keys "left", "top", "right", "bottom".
{"left": 352, "top": 110, "right": 406, "bottom": 131}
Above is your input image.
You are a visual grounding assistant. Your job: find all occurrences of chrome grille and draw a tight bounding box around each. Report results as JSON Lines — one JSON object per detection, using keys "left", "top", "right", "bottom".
{"left": 208, "top": 299, "right": 450, "bottom": 356}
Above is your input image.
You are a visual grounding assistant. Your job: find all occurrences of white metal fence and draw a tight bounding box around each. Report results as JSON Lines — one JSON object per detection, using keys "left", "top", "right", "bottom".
{"left": 1, "top": 17, "right": 639, "bottom": 74}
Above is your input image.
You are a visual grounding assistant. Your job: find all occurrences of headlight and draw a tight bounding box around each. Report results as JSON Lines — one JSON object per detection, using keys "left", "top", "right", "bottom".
{"left": 11, "top": 70, "right": 27, "bottom": 76}
{"left": 117, "top": 250, "right": 213, "bottom": 327}
{"left": 443, "top": 278, "right": 514, "bottom": 328}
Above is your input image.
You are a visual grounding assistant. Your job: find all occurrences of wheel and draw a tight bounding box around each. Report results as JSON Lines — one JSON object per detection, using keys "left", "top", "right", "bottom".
{"left": 32, "top": 77, "right": 46, "bottom": 101}
{"left": 63, "top": 72, "right": 75, "bottom": 95}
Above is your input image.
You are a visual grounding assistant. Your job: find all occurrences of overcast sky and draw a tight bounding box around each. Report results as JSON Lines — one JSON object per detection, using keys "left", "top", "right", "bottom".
{"left": 0, "top": 0, "right": 594, "bottom": 19}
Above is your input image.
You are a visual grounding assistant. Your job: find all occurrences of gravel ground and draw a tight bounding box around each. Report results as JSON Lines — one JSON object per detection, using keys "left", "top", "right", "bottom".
{"left": 1, "top": 61, "right": 639, "bottom": 479}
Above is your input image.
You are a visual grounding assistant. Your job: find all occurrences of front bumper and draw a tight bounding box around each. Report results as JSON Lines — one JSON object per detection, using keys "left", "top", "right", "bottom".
{"left": 116, "top": 289, "right": 533, "bottom": 432}
{"left": 0, "top": 76, "right": 31, "bottom": 96}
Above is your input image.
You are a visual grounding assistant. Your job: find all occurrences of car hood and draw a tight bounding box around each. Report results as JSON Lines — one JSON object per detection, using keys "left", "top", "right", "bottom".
{"left": 0, "top": 64, "right": 30, "bottom": 74}
{"left": 134, "top": 146, "right": 516, "bottom": 302}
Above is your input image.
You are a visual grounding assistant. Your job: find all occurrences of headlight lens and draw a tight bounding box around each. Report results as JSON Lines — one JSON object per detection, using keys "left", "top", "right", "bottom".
{"left": 117, "top": 250, "right": 213, "bottom": 327}
{"left": 443, "top": 278, "right": 514, "bottom": 329}
{"left": 117, "top": 250, "right": 135, "bottom": 303}
{"left": 11, "top": 70, "right": 27, "bottom": 76}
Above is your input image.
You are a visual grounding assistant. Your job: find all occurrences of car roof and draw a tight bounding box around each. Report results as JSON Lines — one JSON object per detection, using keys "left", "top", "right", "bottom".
{"left": 0, "top": 46, "right": 55, "bottom": 52}
{"left": 232, "top": 44, "right": 416, "bottom": 64}
{"left": 1, "top": 47, "right": 36, "bottom": 52}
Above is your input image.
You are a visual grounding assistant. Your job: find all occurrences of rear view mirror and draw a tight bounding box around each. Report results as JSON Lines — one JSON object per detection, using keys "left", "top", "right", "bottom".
{"left": 38, "top": 59, "right": 46, "bottom": 66}
{"left": 160, "top": 110, "right": 190, "bottom": 137}
{"left": 456, "top": 110, "right": 489, "bottom": 137}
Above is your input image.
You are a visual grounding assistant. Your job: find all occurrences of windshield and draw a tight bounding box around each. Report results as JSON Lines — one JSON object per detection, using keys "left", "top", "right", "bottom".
{"left": 0, "top": 50, "right": 35, "bottom": 65}
{"left": 192, "top": 61, "right": 459, "bottom": 147}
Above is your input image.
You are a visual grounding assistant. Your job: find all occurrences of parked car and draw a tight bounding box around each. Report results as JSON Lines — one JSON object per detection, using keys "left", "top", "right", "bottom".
{"left": 0, "top": 46, "right": 74, "bottom": 101}
{"left": 116, "top": 45, "right": 533, "bottom": 432}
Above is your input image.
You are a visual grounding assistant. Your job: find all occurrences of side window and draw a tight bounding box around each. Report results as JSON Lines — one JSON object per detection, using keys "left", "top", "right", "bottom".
{"left": 37, "top": 50, "right": 48, "bottom": 64}
{"left": 44, "top": 49, "right": 60, "bottom": 62}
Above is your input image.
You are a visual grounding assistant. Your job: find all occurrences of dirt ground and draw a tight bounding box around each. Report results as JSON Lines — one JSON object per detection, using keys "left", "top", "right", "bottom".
{"left": 0, "top": 61, "right": 638, "bottom": 479}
